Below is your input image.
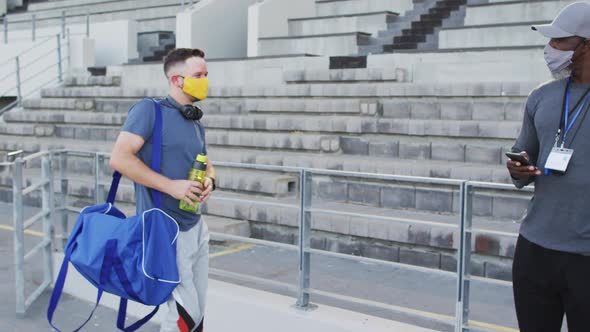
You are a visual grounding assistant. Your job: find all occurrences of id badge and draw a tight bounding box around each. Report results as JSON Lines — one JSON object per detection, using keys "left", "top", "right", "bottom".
{"left": 545, "top": 147, "right": 574, "bottom": 173}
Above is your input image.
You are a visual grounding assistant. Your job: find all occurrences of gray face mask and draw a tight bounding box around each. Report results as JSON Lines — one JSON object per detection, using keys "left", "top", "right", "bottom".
{"left": 544, "top": 43, "right": 574, "bottom": 74}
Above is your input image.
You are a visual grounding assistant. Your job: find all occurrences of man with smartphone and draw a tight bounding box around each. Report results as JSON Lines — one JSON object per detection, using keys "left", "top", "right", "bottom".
{"left": 506, "top": 2, "right": 590, "bottom": 331}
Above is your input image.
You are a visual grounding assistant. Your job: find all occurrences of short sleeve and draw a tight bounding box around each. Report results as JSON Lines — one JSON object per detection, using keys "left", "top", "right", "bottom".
{"left": 122, "top": 99, "right": 155, "bottom": 141}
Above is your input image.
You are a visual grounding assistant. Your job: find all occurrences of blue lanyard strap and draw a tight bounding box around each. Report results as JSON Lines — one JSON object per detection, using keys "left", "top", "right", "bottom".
{"left": 562, "top": 81, "right": 590, "bottom": 146}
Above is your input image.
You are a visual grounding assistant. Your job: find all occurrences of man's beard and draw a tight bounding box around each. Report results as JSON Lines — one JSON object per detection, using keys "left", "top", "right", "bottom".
{"left": 552, "top": 68, "right": 572, "bottom": 80}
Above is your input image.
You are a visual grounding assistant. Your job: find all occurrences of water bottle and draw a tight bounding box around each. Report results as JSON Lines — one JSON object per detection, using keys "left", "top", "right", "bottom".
{"left": 179, "top": 154, "right": 207, "bottom": 213}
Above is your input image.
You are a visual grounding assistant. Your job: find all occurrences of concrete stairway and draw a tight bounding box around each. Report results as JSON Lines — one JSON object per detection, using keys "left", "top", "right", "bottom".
{"left": 0, "top": 69, "right": 534, "bottom": 280}
{"left": 258, "top": 0, "right": 414, "bottom": 56}
{"left": 136, "top": 31, "right": 176, "bottom": 63}
{"left": 437, "top": 0, "right": 575, "bottom": 49}
{"left": 360, "top": 0, "right": 466, "bottom": 53}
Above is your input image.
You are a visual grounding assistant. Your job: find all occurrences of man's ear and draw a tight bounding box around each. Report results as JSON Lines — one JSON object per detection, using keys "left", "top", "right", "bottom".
{"left": 170, "top": 75, "right": 183, "bottom": 88}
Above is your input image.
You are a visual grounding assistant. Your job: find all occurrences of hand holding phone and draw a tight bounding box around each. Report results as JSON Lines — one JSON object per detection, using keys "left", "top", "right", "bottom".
{"left": 505, "top": 152, "right": 531, "bottom": 166}
{"left": 506, "top": 151, "right": 541, "bottom": 179}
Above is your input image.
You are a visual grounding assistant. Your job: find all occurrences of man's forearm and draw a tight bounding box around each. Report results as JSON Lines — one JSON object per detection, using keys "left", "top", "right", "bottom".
{"left": 111, "top": 153, "right": 171, "bottom": 195}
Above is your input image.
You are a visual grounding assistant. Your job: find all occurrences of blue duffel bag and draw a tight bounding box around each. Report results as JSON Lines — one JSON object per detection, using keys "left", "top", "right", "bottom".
{"left": 47, "top": 100, "right": 180, "bottom": 332}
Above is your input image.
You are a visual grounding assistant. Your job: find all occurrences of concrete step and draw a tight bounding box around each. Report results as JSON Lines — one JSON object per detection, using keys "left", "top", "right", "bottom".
{"left": 288, "top": 11, "right": 398, "bottom": 37}
{"left": 283, "top": 68, "right": 399, "bottom": 83}
{"left": 0, "top": 134, "right": 112, "bottom": 155}
{"left": 202, "top": 214, "right": 251, "bottom": 238}
{"left": 0, "top": 122, "right": 120, "bottom": 141}
{"left": 237, "top": 98, "right": 369, "bottom": 115}
{"left": 39, "top": 82, "right": 537, "bottom": 99}
{"left": 337, "top": 135, "right": 513, "bottom": 165}
{"left": 201, "top": 114, "right": 522, "bottom": 139}
{"left": 22, "top": 97, "right": 93, "bottom": 110}
{"left": 207, "top": 147, "right": 514, "bottom": 184}
{"left": 63, "top": 76, "right": 122, "bottom": 87}
{"left": 0, "top": 161, "right": 297, "bottom": 199}
{"left": 204, "top": 190, "right": 524, "bottom": 277}
{"left": 21, "top": 97, "right": 137, "bottom": 113}
{"left": 215, "top": 167, "right": 298, "bottom": 197}
{"left": 315, "top": 0, "right": 414, "bottom": 17}
{"left": 382, "top": 98, "right": 525, "bottom": 121}
{"left": 309, "top": 176, "right": 529, "bottom": 219}
{"left": 3, "top": 110, "right": 127, "bottom": 125}
{"left": 439, "top": 22, "right": 549, "bottom": 49}
{"left": 206, "top": 130, "right": 341, "bottom": 153}
{"left": 464, "top": 0, "right": 576, "bottom": 26}
{"left": 258, "top": 32, "right": 372, "bottom": 57}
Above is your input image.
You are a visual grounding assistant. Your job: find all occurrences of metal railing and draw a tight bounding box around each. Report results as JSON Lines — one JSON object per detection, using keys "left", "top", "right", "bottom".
{"left": 1, "top": 0, "right": 198, "bottom": 45}
{"left": 1, "top": 150, "right": 55, "bottom": 317}
{"left": 3, "top": 149, "right": 533, "bottom": 331}
{"left": 0, "top": 31, "right": 70, "bottom": 116}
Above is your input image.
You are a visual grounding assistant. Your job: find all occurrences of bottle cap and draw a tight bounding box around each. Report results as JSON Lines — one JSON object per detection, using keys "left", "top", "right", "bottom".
{"left": 196, "top": 154, "right": 207, "bottom": 163}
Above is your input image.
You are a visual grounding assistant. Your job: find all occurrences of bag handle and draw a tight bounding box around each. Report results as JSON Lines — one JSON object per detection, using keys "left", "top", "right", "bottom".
{"left": 107, "top": 100, "right": 163, "bottom": 208}
{"left": 47, "top": 235, "right": 111, "bottom": 332}
{"left": 47, "top": 240, "right": 159, "bottom": 332}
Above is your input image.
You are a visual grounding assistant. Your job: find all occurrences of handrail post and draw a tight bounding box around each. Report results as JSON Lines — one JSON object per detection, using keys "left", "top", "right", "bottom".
{"left": 66, "top": 28, "right": 71, "bottom": 70}
{"left": 94, "top": 153, "right": 104, "bottom": 204}
{"left": 41, "top": 155, "right": 54, "bottom": 288}
{"left": 85, "top": 12, "right": 89, "bottom": 37}
{"left": 455, "top": 182, "right": 473, "bottom": 332}
{"left": 3, "top": 16, "right": 7, "bottom": 44}
{"left": 31, "top": 14, "right": 35, "bottom": 42}
{"left": 61, "top": 11, "right": 65, "bottom": 39}
{"left": 60, "top": 152, "right": 69, "bottom": 249}
{"left": 56, "top": 34, "right": 62, "bottom": 82}
{"left": 296, "top": 169, "right": 314, "bottom": 310}
{"left": 15, "top": 56, "right": 21, "bottom": 106}
{"left": 13, "top": 157, "right": 25, "bottom": 317}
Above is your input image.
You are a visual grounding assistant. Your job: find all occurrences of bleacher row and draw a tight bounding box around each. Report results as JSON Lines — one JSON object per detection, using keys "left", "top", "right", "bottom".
{"left": 0, "top": 0, "right": 567, "bottom": 280}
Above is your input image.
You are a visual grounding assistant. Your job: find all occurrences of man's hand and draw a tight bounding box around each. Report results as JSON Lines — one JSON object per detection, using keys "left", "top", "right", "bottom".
{"left": 167, "top": 180, "right": 204, "bottom": 207}
{"left": 507, "top": 151, "right": 541, "bottom": 180}
{"left": 199, "top": 177, "right": 214, "bottom": 203}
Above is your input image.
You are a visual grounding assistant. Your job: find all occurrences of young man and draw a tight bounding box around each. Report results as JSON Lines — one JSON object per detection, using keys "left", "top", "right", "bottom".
{"left": 110, "top": 48, "right": 215, "bottom": 332}
{"left": 507, "top": 2, "right": 590, "bottom": 331}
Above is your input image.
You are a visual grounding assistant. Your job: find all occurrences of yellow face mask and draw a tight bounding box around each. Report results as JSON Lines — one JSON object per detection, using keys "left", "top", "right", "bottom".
{"left": 181, "top": 77, "right": 209, "bottom": 101}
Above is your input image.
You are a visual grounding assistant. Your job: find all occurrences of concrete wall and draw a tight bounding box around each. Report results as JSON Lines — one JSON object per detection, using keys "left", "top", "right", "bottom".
{"left": 439, "top": 25, "right": 548, "bottom": 49}
{"left": 7, "top": 0, "right": 22, "bottom": 10}
{"left": 367, "top": 49, "right": 551, "bottom": 83}
{"left": 464, "top": 1, "right": 575, "bottom": 26}
{"left": 0, "top": 0, "right": 6, "bottom": 16}
{"left": 114, "top": 48, "right": 551, "bottom": 90}
{"left": 176, "top": 0, "right": 259, "bottom": 59}
{"left": 1, "top": 20, "right": 137, "bottom": 67}
{"left": 114, "top": 55, "right": 328, "bottom": 90}
{"left": 247, "top": 0, "right": 315, "bottom": 57}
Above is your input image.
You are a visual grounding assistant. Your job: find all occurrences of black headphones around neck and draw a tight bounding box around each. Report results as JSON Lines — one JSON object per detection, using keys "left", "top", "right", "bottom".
{"left": 165, "top": 96, "right": 203, "bottom": 121}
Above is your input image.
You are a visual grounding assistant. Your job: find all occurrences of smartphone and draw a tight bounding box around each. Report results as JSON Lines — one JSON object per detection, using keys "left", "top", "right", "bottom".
{"left": 505, "top": 152, "right": 531, "bottom": 166}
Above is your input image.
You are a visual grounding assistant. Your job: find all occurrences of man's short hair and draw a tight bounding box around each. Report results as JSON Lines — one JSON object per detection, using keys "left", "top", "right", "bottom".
{"left": 163, "top": 48, "right": 205, "bottom": 77}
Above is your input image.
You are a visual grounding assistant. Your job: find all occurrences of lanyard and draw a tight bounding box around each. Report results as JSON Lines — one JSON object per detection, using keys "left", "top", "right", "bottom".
{"left": 557, "top": 79, "right": 590, "bottom": 147}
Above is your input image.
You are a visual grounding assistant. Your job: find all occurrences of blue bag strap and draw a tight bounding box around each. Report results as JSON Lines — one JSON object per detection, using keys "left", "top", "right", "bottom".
{"left": 107, "top": 171, "right": 122, "bottom": 204}
{"left": 103, "top": 241, "right": 159, "bottom": 332}
{"left": 106, "top": 99, "right": 163, "bottom": 207}
{"left": 117, "top": 298, "right": 159, "bottom": 332}
{"left": 46, "top": 238, "right": 112, "bottom": 332}
{"left": 151, "top": 100, "right": 163, "bottom": 209}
